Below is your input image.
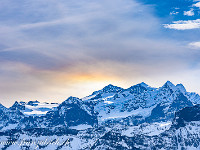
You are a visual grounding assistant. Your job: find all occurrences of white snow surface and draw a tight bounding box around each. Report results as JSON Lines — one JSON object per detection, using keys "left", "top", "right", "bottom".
{"left": 69, "top": 124, "right": 92, "bottom": 130}
{"left": 23, "top": 102, "right": 59, "bottom": 116}
{"left": 0, "top": 124, "right": 18, "bottom": 131}
{"left": 121, "top": 122, "right": 172, "bottom": 137}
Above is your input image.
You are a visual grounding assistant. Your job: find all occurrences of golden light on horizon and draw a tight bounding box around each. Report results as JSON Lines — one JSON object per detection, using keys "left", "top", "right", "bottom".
{"left": 55, "top": 72, "right": 120, "bottom": 83}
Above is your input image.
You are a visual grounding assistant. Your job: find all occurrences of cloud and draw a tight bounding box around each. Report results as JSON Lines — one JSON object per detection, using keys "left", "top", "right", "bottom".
{"left": 193, "top": 2, "right": 200, "bottom": 8}
{"left": 170, "top": 11, "right": 179, "bottom": 15}
{"left": 189, "top": 41, "right": 200, "bottom": 49}
{"left": 164, "top": 19, "right": 200, "bottom": 30}
{"left": 184, "top": 9, "right": 194, "bottom": 16}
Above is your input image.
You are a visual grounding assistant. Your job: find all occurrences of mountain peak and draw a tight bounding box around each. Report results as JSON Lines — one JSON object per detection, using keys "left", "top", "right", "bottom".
{"left": 27, "top": 100, "right": 40, "bottom": 106}
{"left": 176, "top": 84, "right": 186, "bottom": 93}
{"left": 90, "top": 84, "right": 123, "bottom": 95}
{"left": 162, "top": 81, "right": 176, "bottom": 90}
{"left": 13, "top": 101, "right": 19, "bottom": 105}
{"left": 127, "top": 82, "right": 152, "bottom": 94}
{"left": 10, "top": 101, "right": 25, "bottom": 110}
{"left": 63, "top": 96, "right": 81, "bottom": 105}
{"left": 103, "top": 84, "right": 115, "bottom": 88}
{"left": 102, "top": 84, "right": 123, "bottom": 93}
{"left": 137, "top": 82, "right": 150, "bottom": 88}
{"left": 11, "top": 101, "right": 20, "bottom": 107}
{"left": 165, "top": 80, "right": 174, "bottom": 85}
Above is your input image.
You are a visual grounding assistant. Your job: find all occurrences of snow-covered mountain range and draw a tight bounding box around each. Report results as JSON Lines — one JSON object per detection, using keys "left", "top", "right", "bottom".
{"left": 1, "top": 81, "right": 200, "bottom": 149}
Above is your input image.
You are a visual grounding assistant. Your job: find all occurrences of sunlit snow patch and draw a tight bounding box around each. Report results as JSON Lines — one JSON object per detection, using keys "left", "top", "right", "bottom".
{"left": 69, "top": 124, "right": 92, "bottom": 130}
{"left": 23, "top": 102, "right": 59, "bottom": 116}
{"left": 122, "top": 121, "right": 172, "bottom": 137}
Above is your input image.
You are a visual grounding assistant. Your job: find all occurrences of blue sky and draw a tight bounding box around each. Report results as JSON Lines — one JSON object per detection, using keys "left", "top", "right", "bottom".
{"left": 1, "top": 0, "right": 200, "bottom": 106}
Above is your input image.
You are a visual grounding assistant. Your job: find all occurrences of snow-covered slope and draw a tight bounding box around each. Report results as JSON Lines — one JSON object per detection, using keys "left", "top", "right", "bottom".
{"left": 91, "top": 104, "right": 200, "bottom": 150}
{"left": 9, "top": 100, "right": 59, "bottom": 116}
{"left": 82, "top": 81, "right": 200, "bottom": 126}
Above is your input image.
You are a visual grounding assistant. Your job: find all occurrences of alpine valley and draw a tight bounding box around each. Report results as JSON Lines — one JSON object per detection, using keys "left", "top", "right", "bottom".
{"left": 1, "top": 81, "right": 200, "bottom": 149}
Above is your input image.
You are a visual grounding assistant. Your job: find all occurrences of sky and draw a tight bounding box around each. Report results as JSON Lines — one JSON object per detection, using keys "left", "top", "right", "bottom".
{"left": 1, "top": 0, "right": 200, "bottom": 107}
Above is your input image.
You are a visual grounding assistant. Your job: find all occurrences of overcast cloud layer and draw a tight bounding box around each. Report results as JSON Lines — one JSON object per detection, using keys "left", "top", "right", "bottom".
{"left": 1, "top": 0, "right": 200, "bottom": 106}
